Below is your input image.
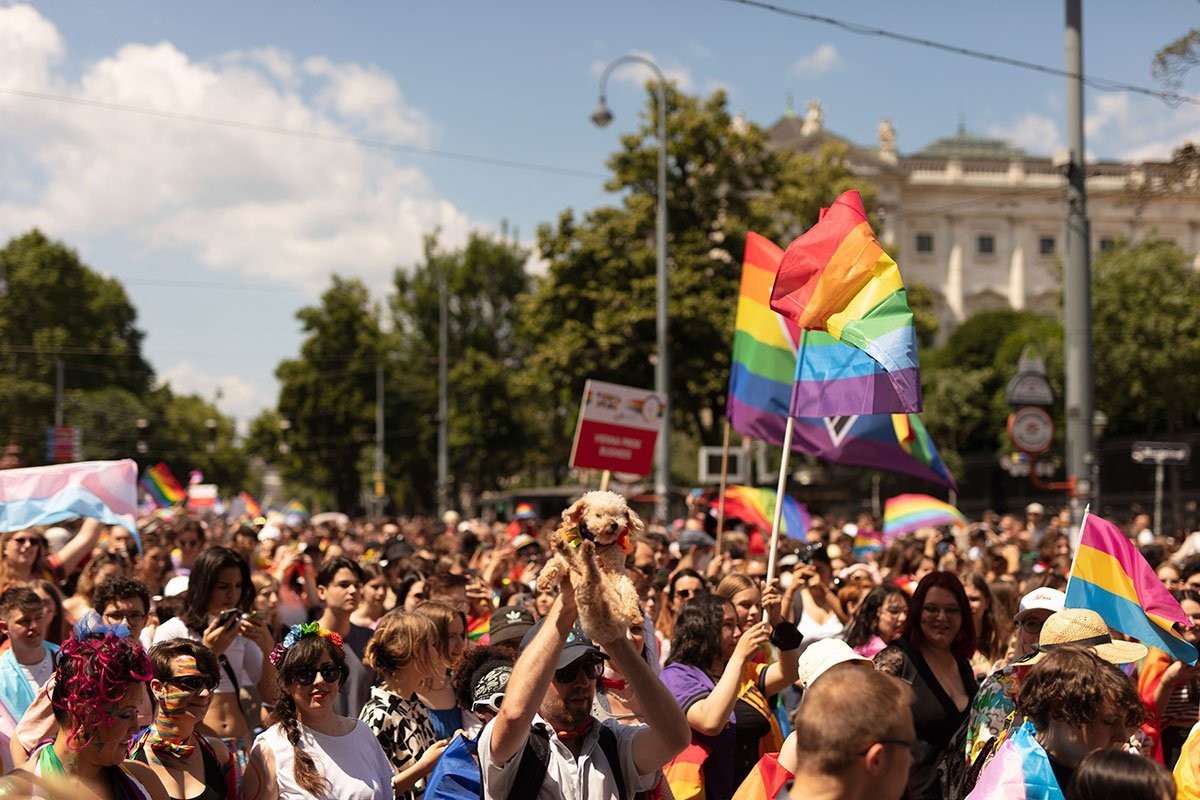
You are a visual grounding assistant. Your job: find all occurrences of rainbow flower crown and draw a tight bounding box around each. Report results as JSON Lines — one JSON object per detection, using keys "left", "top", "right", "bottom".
{"left": 268, "top": 622, "right": 345, "bottom": 668}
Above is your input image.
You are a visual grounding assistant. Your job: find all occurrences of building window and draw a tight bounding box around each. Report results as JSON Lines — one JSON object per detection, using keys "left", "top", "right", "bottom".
{"left": 1039, "top": 236, "right": 1055, "bottom": 256}
{"left": 977, "top": 235, "right": 995, "bottom": 256}
{"left": 1099, "top": 238, "right": 1115, "bottom": 252}
{"left": 915, "top": 233, "right": 934, "bottom": 254}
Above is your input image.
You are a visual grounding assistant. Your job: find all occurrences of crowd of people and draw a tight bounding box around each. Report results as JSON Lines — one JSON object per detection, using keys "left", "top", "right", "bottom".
{"left": 0, "top": 496, "right": 1194, "bottom": 799}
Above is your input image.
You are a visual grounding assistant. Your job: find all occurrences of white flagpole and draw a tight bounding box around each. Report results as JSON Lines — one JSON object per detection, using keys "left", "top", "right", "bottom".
{"left": 763, "top": 416, "right": 796, "bottom": 622}
{"left": 1064, "top": 503, "right": 1091, "bottom": 599}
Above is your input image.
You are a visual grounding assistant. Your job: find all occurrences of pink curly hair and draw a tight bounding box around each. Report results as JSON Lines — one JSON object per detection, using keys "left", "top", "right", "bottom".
{"left": 52, "top": 633, "right": 152, "bottom": 749}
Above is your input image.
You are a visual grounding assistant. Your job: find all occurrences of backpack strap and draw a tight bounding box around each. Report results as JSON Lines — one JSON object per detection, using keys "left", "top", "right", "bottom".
{"left": 596, "top": 724, "right": 628, "bottom": 800}
{"left": 507, "top": 724, "right": 552, "bottom": 800}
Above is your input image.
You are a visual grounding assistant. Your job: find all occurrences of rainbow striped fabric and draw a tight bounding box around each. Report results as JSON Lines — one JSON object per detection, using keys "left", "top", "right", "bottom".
{"left": 769, "top": 190, "right": 922, "bottom": 416}
{"left": 727, "top": 233, "right": 956, "bottom": 489}
{"left": 715, "top": 485, "right": 810, "bottom": 539}
{"left": 140, "top": 462, "right": 185, "bottom": 508}
{"left": 239, "top": 491, "right": 263, "bottom": 518}
{"left": 883, "top": 493, "right": 966, "bottom": 539}
{"left": 1066, "top": 513, "right": 1198, "bottom": 664}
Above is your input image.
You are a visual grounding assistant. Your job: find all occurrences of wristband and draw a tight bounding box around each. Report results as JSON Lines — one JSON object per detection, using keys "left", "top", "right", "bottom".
{"left": 770, "top": 620, "right": 803, "bottom": 651}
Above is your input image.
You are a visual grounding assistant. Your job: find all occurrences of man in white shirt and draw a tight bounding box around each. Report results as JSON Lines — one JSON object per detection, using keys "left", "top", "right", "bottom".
{"left": 479, "top": 570, "right": 689, "bottom": 800}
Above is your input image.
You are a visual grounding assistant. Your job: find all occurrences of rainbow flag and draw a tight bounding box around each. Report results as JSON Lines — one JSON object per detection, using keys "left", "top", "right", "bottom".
{"left": 140, "top": 462, "right": 185, "bottom": 508}
{"left": 727, "top": 233, "right": 956, "bottom": 490}
{"left": 714, "top": 485, "right": 810, "bottom": 539}
{"left": 883, "top": 493, "right": 966, "bottom": 539}
{"left": 239, "top": 492, "right": 263, "bottom": 518}
{"left": 852, "top": 529, "right": 884, "bottom": 559}
{"left": 467, "top": 614, "right": 489, "bottom": 643}
{"left": 1066, "top": 513, "right": 1197, "bottom": 665}
{"left": 769, "top": 190, "right": 921, "bottom": 415}
{"left": 732, "top": 753, "right": 792, "bottom": 800}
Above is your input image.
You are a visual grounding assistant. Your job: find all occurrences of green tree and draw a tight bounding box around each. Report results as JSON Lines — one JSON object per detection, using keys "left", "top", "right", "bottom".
{"left": 276, "top": 276, "right": 383, "bottom": 513}
{"left": 0, "top": 230, "right": 154, "bottom": 461}
{"left": 1091, "top": 238, "right": 1200, "bottom": 436}
{"left": 522, "top": 86, "right": 877, "bottom": 482}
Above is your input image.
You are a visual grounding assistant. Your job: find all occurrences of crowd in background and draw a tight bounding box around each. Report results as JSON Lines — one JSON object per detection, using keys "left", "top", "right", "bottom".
{"left": 0, "top": 495, "right": 1194, "bottom": 799}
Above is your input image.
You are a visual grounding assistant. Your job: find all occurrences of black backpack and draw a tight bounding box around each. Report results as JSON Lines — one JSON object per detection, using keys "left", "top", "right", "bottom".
{"left": 507, "top": 723, "right": 630, "bottom": 800}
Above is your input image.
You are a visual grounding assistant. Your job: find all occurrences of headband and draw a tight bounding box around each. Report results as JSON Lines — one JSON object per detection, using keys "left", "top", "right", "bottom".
{"left": 268, "top": 622, "right": 345, "bottom": 668}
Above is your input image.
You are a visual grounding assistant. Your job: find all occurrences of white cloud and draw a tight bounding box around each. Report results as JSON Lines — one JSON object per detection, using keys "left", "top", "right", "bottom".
{"left": 791, "top": 44, "right": 842, "bottom": 78}
{"left": 986, "top": 113, "right": 1062, "bottom": 156}
{"left": 590, "top": 50, "right": 694, "bottom": 93}
{"left": 159, "top": 361, "right": 265, "bottom": 427}
{"left": 0, "top": 5, "right": 475, "bottom": 296}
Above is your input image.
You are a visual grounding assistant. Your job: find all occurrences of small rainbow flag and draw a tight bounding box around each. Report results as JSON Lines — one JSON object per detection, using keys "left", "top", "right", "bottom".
{"left": 714, "top": 485, "right": 809, "bottom": 539}
{"left": 239, "top": 492, "right": 263, "bottom": 518}
{"left": 852, "top": 529, "right": 885, "bottom": 559}
{"left": 1066, "top": 513, "right": 1197, "bottom": 665}
{"left": 467, "top": 613, "right": 489, "bottom": 643}
{"left": 140, "top": 462, "right": 185, "bottom": 508}
{"left": 883, "top": 493, "right": 966, "bottom": 539}
{"left": 769, "top": 190, "right": 922, "bottom": 416}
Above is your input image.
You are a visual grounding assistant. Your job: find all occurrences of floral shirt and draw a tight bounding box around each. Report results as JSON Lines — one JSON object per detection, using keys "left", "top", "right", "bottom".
{"left": 964, "top": 662, "right": 1029, "bottom": 766}
{"left": 359, "top": 685, "right": 436, "bottom": 800}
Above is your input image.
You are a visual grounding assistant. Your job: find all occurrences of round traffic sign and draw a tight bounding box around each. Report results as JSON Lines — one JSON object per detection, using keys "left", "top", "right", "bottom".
{"left": 1007, "top": 406, "right": 1054, "bottom": 455}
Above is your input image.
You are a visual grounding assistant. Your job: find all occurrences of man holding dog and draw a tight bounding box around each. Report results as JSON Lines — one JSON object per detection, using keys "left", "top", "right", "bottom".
{"left": 478, "top": 568, "right": 690, "bottom": 799}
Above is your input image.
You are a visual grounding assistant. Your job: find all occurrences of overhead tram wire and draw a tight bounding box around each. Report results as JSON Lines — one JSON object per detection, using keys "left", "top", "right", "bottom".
{"left": 720, "top": 0, "right": 1200, "bottom": 109}
{"left": 0, "top": 86, "right": 607, "bottom": 180}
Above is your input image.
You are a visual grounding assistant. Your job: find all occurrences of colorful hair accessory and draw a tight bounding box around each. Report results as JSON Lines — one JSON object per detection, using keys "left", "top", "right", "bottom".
{"left": 72, "top": 609, "right": 130, "bottom": 641}
{"left": 268, "top": 622, "right": 345, "bottom": 667}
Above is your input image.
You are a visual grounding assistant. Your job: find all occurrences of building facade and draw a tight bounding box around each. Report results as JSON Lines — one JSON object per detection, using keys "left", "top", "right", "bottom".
{"left": 769, "top": 101, "right": 1200, "bottom": 340}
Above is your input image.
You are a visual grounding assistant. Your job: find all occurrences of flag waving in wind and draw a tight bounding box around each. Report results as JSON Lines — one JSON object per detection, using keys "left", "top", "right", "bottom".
{"left": 769, "top": 190, "right": 922, "bottom": 416}
{"left": 0, "top": 460, "right": 138, "bottom": 538}
{"left": 1066, "top": 513, "right": 1197, "bottom": 665}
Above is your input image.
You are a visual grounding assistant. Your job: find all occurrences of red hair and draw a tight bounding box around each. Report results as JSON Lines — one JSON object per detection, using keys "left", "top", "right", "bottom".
{"left": 898, "top": 571, "right": 976, "bottom": 661}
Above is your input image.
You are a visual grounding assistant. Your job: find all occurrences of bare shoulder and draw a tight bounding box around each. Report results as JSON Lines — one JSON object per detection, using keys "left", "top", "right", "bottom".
{"left": 121, "top": 760, "right": 169, "bottom": 800}
{"left": 204, "top": 734, "right": 230, "bottom": 765}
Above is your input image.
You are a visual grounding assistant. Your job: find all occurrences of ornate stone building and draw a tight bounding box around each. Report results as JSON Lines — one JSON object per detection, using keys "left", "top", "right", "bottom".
{"left": 768, "top": 100, "right": 1200, "bottom": 340}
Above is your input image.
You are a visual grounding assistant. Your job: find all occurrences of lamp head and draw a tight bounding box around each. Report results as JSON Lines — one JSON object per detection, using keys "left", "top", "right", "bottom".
{"left": 590, "top": 99, "right": 613, "bottom": 128}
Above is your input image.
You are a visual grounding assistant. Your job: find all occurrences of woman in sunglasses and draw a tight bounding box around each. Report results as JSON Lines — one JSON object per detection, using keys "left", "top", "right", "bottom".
{"left": 0, "top": 519, "right": 106, "bottom": 592}
{"left": 360, "top": 611, "right": 449, "bottom": 800}
{"left": 129, "top": 640, "right": 236, "bottom": 800}
{"left": 244, "top": 624, "right": 393, "bottom": 800}
{"left": 654, "top": 568, "right": 706, "bottom": 666}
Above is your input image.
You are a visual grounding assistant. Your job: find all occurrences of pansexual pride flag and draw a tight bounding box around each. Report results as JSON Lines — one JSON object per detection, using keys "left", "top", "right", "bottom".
{"left": 1066, "top": 513, "right": 1197, "bottom": 664}
{"left": 769, "top": 190, "right": 921, "bottom": 416}
{"left": 883, "top": 493, "right": 967, "bottom": 539}
{"left": 0, "top": 460, "right": 138, "bottom": 537}
{"left": 140, "top": 462, "right": 185, "bottom": 508}
{"left": 727, "top": 232, "right": 956, "bottom": 489}
{"left": 714, "top": 485, "right": 810, "bottom": 539}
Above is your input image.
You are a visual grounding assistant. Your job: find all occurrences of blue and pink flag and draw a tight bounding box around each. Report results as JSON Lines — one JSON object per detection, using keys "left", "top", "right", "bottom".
{"left": 0, "top": 460, "right": 138, "bottom": 538}
{"left": 966, "top": 722, "right": 1064, "bottom": 799}
{"left": 1066, "top": 513, "right": 1197, "bottom": 664}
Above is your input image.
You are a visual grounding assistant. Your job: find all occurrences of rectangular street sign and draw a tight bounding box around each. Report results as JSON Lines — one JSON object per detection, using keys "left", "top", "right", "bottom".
{"left": 1131, "top": 441, "right": 1191, "bottom": 465}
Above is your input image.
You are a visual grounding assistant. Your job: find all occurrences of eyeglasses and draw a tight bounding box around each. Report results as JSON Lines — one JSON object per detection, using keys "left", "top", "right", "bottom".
{"left": 634, "top": 565, "right": 656, "bottom": 577}
{"left": 472, "top": 692, "right": 505, "bottom": 714}
{"left": 1018, "top": 618, "right": 1045, "bottom": 635}
{"left": 553, "top": 659, "right": 604, "bottom": 684}
{"left": 880, "top": 606, "right": 908, "bottom": 618}
{"left": 103, "top": 611, "right": 147, "bottom": 626}
{"left": 9, "top": 537, "right": 42, "bottom": 548}
{"left": 675, "top": 589, "right": 696, "bottom": 600}
{"left": 292, "top": 664, "right": 347, "bottom": 686}
{"left": 168, "top": 675, "right": 218, "bottom": 693}
{"left": 867, "top": 738, "right": 929, "bottom": 762}
{"left": 921, "top": 605, "right": 962, "bottom": 618}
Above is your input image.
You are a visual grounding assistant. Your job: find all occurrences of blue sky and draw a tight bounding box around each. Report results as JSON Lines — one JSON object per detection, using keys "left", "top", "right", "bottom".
{"left": 1, "top": 1, "right": 1198, "bottom": 425}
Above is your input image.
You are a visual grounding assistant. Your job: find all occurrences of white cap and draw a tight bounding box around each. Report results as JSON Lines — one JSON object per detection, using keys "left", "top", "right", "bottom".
{"left": 1014, "top": 587, "right": 1065, "bottom": 621}
{"left": 1026, "top": 502, "right": 1046, "bottom": 515}
{"left": 258, "top": 524, "right": 282, "bottom": 543}
{"left": 163, "top": 575, "right": 190, "bottom": 598}
{"left": 796, "top": 638, "right": 871, "bottom": 688}
{"left": 43, "top": 526, "right": 71, "bottom": 553}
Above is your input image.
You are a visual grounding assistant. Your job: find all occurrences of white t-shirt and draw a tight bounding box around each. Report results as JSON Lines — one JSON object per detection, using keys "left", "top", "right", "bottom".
{"left": 478, "top": 714, "right": 659, "bottom": 800}
{"left": 17, "top": 650, "right": 53, "bottom": 693}
{"left": 254, "top": 719, "right": 393, "bottom": 800}
{"left": 153, "top": 616, "right": 263, "bottom": 694}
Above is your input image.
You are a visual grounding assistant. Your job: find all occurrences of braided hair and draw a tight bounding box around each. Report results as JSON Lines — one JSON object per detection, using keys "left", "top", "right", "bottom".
{"left": 272, "top": 633, "right": 348, "bottom": 796}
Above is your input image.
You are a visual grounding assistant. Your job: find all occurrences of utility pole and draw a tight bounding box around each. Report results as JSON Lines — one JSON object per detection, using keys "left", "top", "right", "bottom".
{"left": 1064, "top": 0, "right": 1093, "bottom": 524}
{"left": 437, "top": 266, "right": 450, "bottom": 517}
{"left": 373, "top": 362, "right": 385, "bottom": 519}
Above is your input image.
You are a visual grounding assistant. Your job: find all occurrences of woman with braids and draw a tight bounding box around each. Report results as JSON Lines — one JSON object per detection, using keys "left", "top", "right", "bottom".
{"left": 243, "top": 623, "right": 392, "bottom": 800}
{"left": 128, "top": 640, "right": 236, "bottom": 800}
{"left": 359, "top": 611, "right": 448, "bottom": 800}
{"left": 3, "top": 631, "right": 160, "bottom": 800}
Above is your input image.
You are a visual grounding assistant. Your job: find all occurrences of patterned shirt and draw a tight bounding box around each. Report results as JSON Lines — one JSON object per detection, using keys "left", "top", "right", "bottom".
{"left": 359, "top": 685, "right": 437, "bottom": 800}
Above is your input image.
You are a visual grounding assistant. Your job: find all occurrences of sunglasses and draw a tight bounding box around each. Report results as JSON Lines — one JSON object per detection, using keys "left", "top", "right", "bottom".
{"left": 634, "top": 565, "right": 656, "bottom": 577}
{"left": 553, "top": 659, "right": 604, "bottom": 684}
{"left": 9, "top": 537, "right": 43, "bottom": 548}
{"left": 675, "top": 589, "right": 697, "bottom": 600}
{"left": 870, "top": 738, "right": 930, "bottom": 762}
{"left": 168, "top": 675, "right": 218, "bottom": 693}
{"left": 472, "top": 692, "right": 505, "bottom": 714}
{"left": 292, "top": 664, "right": 347, "bottom": 686}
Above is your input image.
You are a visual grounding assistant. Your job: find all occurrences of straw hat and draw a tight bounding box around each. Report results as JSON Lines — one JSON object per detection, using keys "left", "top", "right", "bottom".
{"left": 1022, "top": 608, "right": 1148, "bottom": 665}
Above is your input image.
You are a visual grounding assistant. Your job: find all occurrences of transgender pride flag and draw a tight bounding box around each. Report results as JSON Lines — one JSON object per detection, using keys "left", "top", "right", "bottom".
{"left": 0, "top": 460, "right": 138, "bottom": 539}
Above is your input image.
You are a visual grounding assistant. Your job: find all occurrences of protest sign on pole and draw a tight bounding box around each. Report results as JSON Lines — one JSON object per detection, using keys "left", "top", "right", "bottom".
{"left": 569, "top": 379, "right": 665, "bottom": 477}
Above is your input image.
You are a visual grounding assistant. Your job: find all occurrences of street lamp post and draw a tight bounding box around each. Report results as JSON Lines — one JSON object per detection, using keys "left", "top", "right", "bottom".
{"left": 592, "top": 54, "right": 670, "bottom": 523}
{"left": 1091, "top": 410, "right": 1108, "bottom": 512}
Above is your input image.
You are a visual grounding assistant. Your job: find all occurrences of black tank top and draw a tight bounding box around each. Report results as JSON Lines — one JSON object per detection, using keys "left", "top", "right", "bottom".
{"left": 132, "top": 738, "right": 227, "bottom": 800}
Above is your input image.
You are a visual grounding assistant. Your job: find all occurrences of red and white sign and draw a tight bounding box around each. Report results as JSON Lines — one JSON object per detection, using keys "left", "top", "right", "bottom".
{"left": 1008, "top": 406, "right": 1055, "bottom": 455}
{"left": 187, "top": 483, "right": 218, "bottom": 511}
{"left": 569, "top": 380, "right": 665, "bottom": 475}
